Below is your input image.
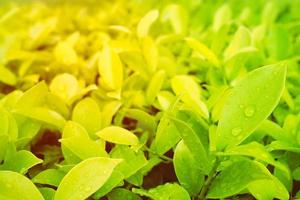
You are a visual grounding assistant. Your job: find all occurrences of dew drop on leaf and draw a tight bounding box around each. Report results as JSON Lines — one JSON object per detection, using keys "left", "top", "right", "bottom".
{"left": 231, "top": 127, "right": 242, "bottom": 136}
{"left": 244, "top": 106, "right": 255, "bottom": 117}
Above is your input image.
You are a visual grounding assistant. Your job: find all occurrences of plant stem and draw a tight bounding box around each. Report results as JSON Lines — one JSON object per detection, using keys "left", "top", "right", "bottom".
{"left": 197, "top": 157, "right": 220, "bottom": 200}
{"left": 144, "top": 146, "right": 173, "bottom": 163}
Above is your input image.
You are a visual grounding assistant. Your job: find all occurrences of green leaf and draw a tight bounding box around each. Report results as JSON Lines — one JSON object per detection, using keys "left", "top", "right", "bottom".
{"left": 248, "top": 176, "right": 289, "bottom": 200}
{"left": 0, "top": 170, "right": 44, "bottom": 200}
{"left": 124, "top": 108, "right": 157, "bottom": 133}
{"left": 60, "top": 136, "right": 108, "bottom": 161}
{"left": 108, "top": 188, "right": 142, "bottom": 200}
{"left": 14, "top": 81, "right": 48, "bottom": 109}
{"left": 174, "top": 140, "right": 204, "bottom": 196}
{"left": 212, "top": 4, "right": 231, "bottom": 32}
{"left": 16, "top": 116, "right": 41, "bottom": 140}
{"left": 168, "top": 114, "right": 211, "bottom": 174}
{"left": 93, "top": 170, "right": 125, "bottom": 199}
{"left": 150, "top": 114, "right": 180, "bottom": 155}
{"left": 267, "top": 141, "right": 300, "bottom": 153}
{"left": 110, "top": 145, "right": 147, "bottom": 178}
{"left": 39, "top": 188, "right": 55, "bottom": 200}
{"left": 62, "top": 121, "right": 89, "bottom": 138}
{"left": 32, "top": 169, "right": 66, "bottom": 187}
{"left": 14, "top": 107, "right": 66, "bottom": 130}
{"left": 72, "top": 97, "right": 102, "bottom": 135}
{"left": 96, "top": 126, "right": 139, "bottom": 145}
{"left": 267, "top": 26, "right": 290, "bottom": 60}
{"left": 1, "top": 150, "right": 42, "bottom": 174}
{"left": 219, "top": 142, "right": 289, "bottom": 178}
{"left": 216, "top": 63, "right": 287, "bottom": 150}
{"left": 257, "top": 120, "right": 294, "bottom": 143}
{"left": 55, "top": 157, "right": 122, "bottom": 200}
{"left": 207, "top": 160, "right": 270, "bottom": 198}
{"left": 293, "top": 167, "right": 300, "bottom": 181}
{"left": 61, "top": 121, "right": 92, "bottom": 164}
{"left": 132, "top": 183, "right": 190, "bottom": 200}
{"left": 0, "top": 135, "right": 8, "bottom": 161}
{"left": 0, "top": 107, "right": 18, "bottom": 141}
{"left": 224, "top": 26, "right": 252, "bottom": 60}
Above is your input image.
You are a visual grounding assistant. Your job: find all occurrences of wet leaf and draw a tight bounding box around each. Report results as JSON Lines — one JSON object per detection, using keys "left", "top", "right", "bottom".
{"left": 0, "top": 170, "right": 44, "bottom": 200}
{"left": 55, "top": 157, "right": 122, "bottom": 200}
{"left": 216, "top": 63, "right": 287, "bottom": 150}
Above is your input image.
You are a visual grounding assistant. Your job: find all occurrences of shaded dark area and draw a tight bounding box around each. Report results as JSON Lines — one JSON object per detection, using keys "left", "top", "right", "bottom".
{"left": 31, "top": 129, "right": 63, "bottom": 165}
{"left": 143, "top": 153, "right": 176, "bottom": 189}
{"left": 122, "top": 116, "right": 138, "bottom": 130}
{"left": 0, "top": 83, "right": 15, "bottom": 94}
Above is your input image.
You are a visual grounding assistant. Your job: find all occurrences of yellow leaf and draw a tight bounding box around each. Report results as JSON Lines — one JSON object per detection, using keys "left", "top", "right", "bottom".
{"left": 0, "top": 66, "right": 17, "bottom": 86}
{"left": 137, "top": 9, "right": 159, "bottom": 38}
{"left": 54, "top": 42, "right": 78, "bottom": 65}
{"left": 141, "top": 36, "right": 158, "bottom": 73}
{"left": 96, "top": 126, "right": 139, "bottom": 145}
{"left": 98, "top": 44, "right": 123, "bottom": 91}
{"left": 49, "top": 73, "right": 79, "bottom": 102}
{"left": 185, "top": 37, "right": 220, "bottom": 66}
{"left": 171, "top": 75, "right": 209, "bottom": 119}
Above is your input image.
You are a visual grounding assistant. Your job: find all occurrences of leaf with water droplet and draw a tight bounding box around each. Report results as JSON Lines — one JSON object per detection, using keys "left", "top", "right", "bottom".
{"left": 244, "top": 106, "right": 255, "bottom": 117}
{"left": 132, "top": 183, "right": 190, "bottom": 200}
{"left": 231, "top": 127, "right": 242, "bottom": 136}
{"left": 216, "top": 62, "right": 287, "bottom": 150}
{"left": 55, "top": 157, "right": 122, "bottom": 200}
{"left": 174, "top": 140, "right": 204, "bottom": 196}
{"left": 207, "top": 160, "right": 279, "bottom": 199}
{"left": 248, "top": 176, "right": 289, "bottom": 200}
{"left": 0, "top": 170, "right": 44, "bottom": 200}
{"left": 218, "top": 142, "right": 290, "bottom": 179}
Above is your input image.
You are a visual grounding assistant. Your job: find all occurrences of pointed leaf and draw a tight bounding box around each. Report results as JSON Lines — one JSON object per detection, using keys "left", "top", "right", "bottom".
{"left": 72, "top": 97, "right": 102, "bottom": 135}
{"left": 174, "top": 140, "right": 204, "bottom": 196}
{"left": 137, "top": 9, "right": 159, "bottom": 38}
{"left": 132, "top": 183, "right": 190, "bottom": 200}
{"left": 0, "top": 170, "right": 44, "bottom": 200}
{"left": 216, "top": 63, "right": 287, "bottom": 150}
{"left": 96, "top": 126, "right": 139, "bottom": 145}
{"left": 55, "top": 157, "right": 122, "bottom": 200}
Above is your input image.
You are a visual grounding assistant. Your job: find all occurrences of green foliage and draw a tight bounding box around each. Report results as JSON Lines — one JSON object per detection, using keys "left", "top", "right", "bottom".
{"left": 0, "top": 0, "right": 300, "bottom": 199}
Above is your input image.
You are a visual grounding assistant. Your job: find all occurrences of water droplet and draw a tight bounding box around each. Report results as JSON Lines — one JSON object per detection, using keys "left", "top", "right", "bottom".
{"left": 244, "top": 106, "right": 255, "bottom": 117}
{"left": 232, "top": 127, "right": 242, "bottom": 136}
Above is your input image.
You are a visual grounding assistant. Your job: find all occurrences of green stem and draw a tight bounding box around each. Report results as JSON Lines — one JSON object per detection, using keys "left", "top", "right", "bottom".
{"left": 198, "top": 158, "right": 220, "bottom": 200}
{"left": 144, "top": 146, "right": 173, "bottom": 163}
